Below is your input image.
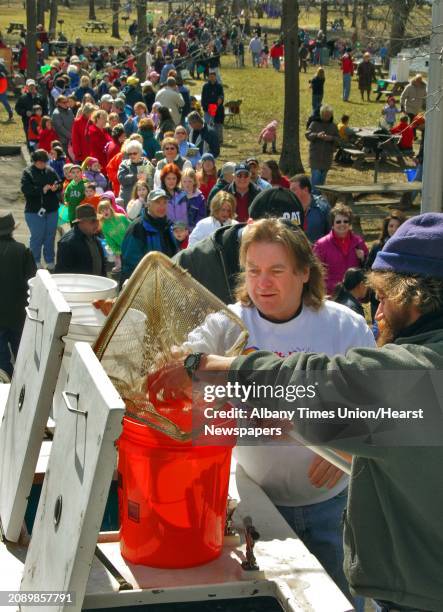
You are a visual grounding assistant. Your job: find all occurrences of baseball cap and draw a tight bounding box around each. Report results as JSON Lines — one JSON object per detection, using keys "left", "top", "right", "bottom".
{"left": 248, "top": 187, "right": 305, "bottom": 226}
{"left": 201, "top": 152, "right": 215, "bottom": 163}
{"left": 221, "top": 162, "right": 236, "bottom": 178}
{"left": 173, "top": 221, "right": 188, "bottom": 230}
{"left": 101, "top": 94, "right": 114, "bottom": 104}
{"left": 246, "top": 157, "right": 259, "bottom": 166}
{"left": 147, "top": 189, "right": 167, "bottom": 202}
{"left": 127, "top": 76, "right": 139, "bottom": 86}
{"left": 235, "top": 162, "right": 250, "bottom": 176}
{"left": 26, "top": 79, "right": 36, "bottom": 87}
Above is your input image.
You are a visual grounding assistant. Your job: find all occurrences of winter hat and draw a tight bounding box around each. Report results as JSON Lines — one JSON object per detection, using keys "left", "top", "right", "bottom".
{"left": 0, "top": 211, "right": 17, "bottom": 236}
{"left": 372, "top": 213, "right": 443, "bottom": 279}
{"left": 248, "top": 187, "right": 304, "bottom": 227}
{"left": 201, "top": 153, "right": 215, "bottom": 163}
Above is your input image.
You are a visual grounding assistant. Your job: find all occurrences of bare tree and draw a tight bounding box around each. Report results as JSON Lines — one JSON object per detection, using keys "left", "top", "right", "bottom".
{"left": 49, "top": 0, "right": 58, "bottom": 38}
{"left": 320, "top": 1, "right": 328, "bottom": 33}
{"left": 37, "top": 0, "right": 46, "bottom": 28}
{"left": 112, "top": 0, "right": 120, "bottom": 38}
{"left": 351, "top": 0, "right": 358, "bottom": 27}
{"left": 361, "top": 0, "right": 368, "bottom": 30}
{"left": 26, "top": 0, "right": 38, "bottom": 79}
{"left": 279, "top": 0, "right": 304, "bottom": 176}
{"left": 89, "top": 0, "right": 97, "bottom": 20}
{"left": 136, "top": 0, "right": 147, "bottom": 81}
{"left": 389, "top": 0, "right": 415, "bottom": 57}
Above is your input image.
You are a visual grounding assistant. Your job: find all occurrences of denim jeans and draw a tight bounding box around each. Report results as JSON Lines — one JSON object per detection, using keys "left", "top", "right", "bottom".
{"left": 251, "top": 52, "right": 260, "bottom": 67}
{"left": 272, "top": 56, "right": 281, "bottom": 71}
{"left": 0, "top": 328, "right": 22, "bottom": 379}
{"left": 277, "top": 491, "right": 364, "bottom": 612}
{"left": 25, "top": 210, "right": 58, "bottom": 266}
{"left": 343, "top": 73, "right": 352, "bottom": 101}
{"left": 312, "top": 94, "right": 323, "bottom": 114}
{"left": 0, "top": 92, "right": 13, "bottom": 117}
{"left": 311, "top": 168, "right": 328, "bottom": 194}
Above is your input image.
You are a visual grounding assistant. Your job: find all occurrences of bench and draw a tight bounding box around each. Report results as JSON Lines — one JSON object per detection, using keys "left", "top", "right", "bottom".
{"left": 7, "top": 22, "right": 25, "bottom": 34}
{"left": 83, "top": 21, "right": 110, "bottom": 33}
{"left": 353, "top": 198, "right": 402, "bottom": 207}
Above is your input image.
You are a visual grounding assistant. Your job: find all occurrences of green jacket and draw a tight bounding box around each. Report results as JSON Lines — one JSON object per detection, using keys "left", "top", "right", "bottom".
{"left": 64, "top": 179, "right": 87, "bottom": 223}
{"left": 230, "top": 312, "right": 443, "bottom": 611}
{"left": 101, "top": 214, "right": 131, "bottom": 255}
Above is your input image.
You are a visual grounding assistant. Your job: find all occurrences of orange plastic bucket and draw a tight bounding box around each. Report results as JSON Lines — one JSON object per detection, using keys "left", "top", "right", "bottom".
{"left": 117, "top": 402, "right": 233, "bottom": 568}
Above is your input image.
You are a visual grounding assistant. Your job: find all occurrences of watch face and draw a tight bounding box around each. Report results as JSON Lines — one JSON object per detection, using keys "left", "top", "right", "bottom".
{"left": 185, "top": 354, "right": 198, "bottom": 370}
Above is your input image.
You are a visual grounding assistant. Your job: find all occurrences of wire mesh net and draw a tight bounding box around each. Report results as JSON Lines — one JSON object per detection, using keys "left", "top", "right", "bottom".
{"left": 93, "top": 252, "right": 248, "bottom": 441}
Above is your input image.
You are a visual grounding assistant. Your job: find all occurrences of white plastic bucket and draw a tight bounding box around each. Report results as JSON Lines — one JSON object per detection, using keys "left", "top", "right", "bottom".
{"left": 28, "top": 274, "right": 117, "bottom": 303}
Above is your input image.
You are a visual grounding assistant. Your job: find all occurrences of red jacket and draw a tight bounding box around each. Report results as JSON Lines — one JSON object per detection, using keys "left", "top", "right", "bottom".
{"left": 106, "top": 150, "right": 124, "bottom": 194}
{"left": 341, "top": 54, "right": 354, "bottom": 75}
{"left": 27, "top": 115, "right": 42, "bottom": 141}
{"left": 105, "top": 139, "right": 121, "bottom": 163}
{"left": 71, "top": 115, "right": 91, "bottom": 163}
{"left": 270, "top": 44, "right": 284, "bottom": 58}
{"left": 391, "top": 122, "right": 414, "bottom": 150}
{"left": 38, "top": 127, "right": 59, "bottom": 152}
{"left": 85, "top": 123, "right": 112, "bottom": 171}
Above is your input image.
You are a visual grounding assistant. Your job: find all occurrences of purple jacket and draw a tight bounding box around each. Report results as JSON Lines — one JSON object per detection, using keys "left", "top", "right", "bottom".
{"left": 314, "top": 230, "right": 368, "bottom": 295}
{"left": 184, "top": 190, "right": 206, "bottom": 229}
{"left": 167, "top": 190, "right": 188, "bottom": 225}
{"left": 83, "top": 169, "right": 108, "bottom": 192}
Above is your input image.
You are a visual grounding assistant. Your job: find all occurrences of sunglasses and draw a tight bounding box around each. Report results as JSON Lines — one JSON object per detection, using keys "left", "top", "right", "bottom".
{"left": 129, "top": 152, "right": 139, "bottom": 156}
{"left": 164, "top": 147, "right": 177, "bottom": 151}
{"left": 236, "top": 173, "right": 249, "bottom": 178}
{"left": 334, "top": 219, "right": 350, "bottom": 224}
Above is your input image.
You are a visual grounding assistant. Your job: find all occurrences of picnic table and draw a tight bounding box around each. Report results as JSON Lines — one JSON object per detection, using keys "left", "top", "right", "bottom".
{"left": 83, "top": 20, "right": 110, "bottom": 33}
{"left": 373, "top": 79, "right": 408, "bottom": 101}
{"left": 49, "top": 40, "right": 69, "bottom": 55}
{"left": 6, "top": 22, "right": 25, "bottom": 34}
{"left": 318, "top": 182, "right": 422, "bottom": 233}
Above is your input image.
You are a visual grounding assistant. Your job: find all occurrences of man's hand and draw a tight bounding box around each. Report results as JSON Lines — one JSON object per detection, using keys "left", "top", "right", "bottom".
{"left": 42, "top": 184, "right": 51, "bottom": 193}
{"left": 148, "top": 359, "right": 192, "bottom": 402}
{"left": 308, "top": 455, "right": 344, "bottom": 489}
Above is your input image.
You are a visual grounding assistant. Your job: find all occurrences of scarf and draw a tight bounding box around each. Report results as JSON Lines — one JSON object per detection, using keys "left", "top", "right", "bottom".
{"left": 332, "top": 229, "right": 352, "bottom": 256}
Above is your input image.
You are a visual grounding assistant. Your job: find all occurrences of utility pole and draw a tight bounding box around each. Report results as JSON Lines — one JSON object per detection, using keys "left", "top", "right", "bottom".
{"left": 421, "top": 0, "right": 443, "bottom": 212}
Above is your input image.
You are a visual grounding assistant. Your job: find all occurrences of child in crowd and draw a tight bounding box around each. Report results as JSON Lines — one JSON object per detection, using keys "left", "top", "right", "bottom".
{"left": 180, "top": 167, "right": 206, "bottom": 229}
{"left": 99, "top": 191, "right": 127, "bottom": 216}
{"left": 160, "top": 163, "right": 188, "bottom": 225}
{"left": 337, "top": 114, "right": 357, "bottom": 142}
{"left": 390, "top": 115, "right": 414, "bottom": 151}
{"left": 62, "top": 162, "right": 74, "bottom": 192}
{"left": 127, "top": 180, "right": 150, "bottom": 220}
{"left": 138, "top": 118, "right": 161, "bottom": 160}
{"left": 148, "top": 101, "right": 161, "bottom": 129}
{"left": 81, "top": 157, "right": 107, "bottom": 193}
{"left": 81, "top": 182, "right": 102, "bottom": 209}
{"left": 64, "top": 165, "right": 88, "bottom": 223}
{"left": 27, "top": 104, "right": 43, "bottom": 151}
{"left": 38, "top": 116, "right": 59, "bottom": 153}
{"left": 173, "top": 221, "right": 189, "bottom": 250}
{"left": 197, "top": 153, "right": 217, "bottom": 202}
{"left": 309, "top": 67, "right": 325, "bottom": 114}
{"left": 258, "top": 119, "right": 278, "bottom": 154}
{"left": 108, "top": 112, "right": 121, "bottom": 129}
{"left": 381, "top": 96, "right": 401, "bottom": 129}
{"left": 49, "top": 145, "right": 67, "bottom": 181}
{"left": 97, "top": 199, "right": 131, "bottom": 274}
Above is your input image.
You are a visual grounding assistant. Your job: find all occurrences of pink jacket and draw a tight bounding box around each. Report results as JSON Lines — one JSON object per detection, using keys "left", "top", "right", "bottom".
{"left": 259, "top": 120, "right": 277, "bottom": 143}
{"left": 314, "top": 230, "right": 368, "bottom": 295}
{"left": 100, "top": 191, "right": 127, "bottom": 216}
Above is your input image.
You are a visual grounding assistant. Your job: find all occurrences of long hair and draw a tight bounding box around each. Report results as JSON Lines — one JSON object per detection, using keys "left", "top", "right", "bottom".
{"left": 235, "top": 218, "right": 325, "bottom": 310}
{"left": 160, "top": 162, "right": 182, "bottom": 192}
{"left": 367, "top": 271, "right": 443, "bottom": 315}
{"left": 378, "top": 210, "right": 407, "bottom": 244}
{"left": 264, "top": 159, "right": 283, "bottom": 184}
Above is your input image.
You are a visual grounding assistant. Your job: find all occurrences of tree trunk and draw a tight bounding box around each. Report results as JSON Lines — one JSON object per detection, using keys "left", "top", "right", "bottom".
{"left": 389, "top": 0, "right": 415, "bottom": 57}
{"left": 89, "top": 0, "right": 97, "bottom": 20}
{"left": 361, "top": 0, "right": 368, "bottom": 30}
{"left": 136, "top": 0, "right": 147, "bottom": 81}
{"left": 49, "top": 0, "right": 58, "bottom": 38}
{"left": 279, "top": 0, "right": 304, "bottom": 176}
{"left": 320, "top": 1, "right": 328, "bottom": 33}
{"left": 112, "top": 0, "right": 120, "bottom": 38}
{"left": 26, "top": 0, "right": 38, "bottom": 79}
{"left": 351, "top": 0, "right": 358, "bottom": 27}
{"left": 37, "top": 0, "right": 46, "bottom": 28}
{"left": 232, "top": 0, "right": 241, "bottom": 17}
{"left": 215, "top": 0, "right": 224, "bottom": 17}
{"left": 344, "top": 0, "right": 349, "bottom": 17}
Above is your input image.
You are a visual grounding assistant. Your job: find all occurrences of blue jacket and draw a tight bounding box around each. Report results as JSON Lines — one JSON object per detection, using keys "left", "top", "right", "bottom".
{"left": 120, "top": 212, "right": 178, "bottom": 285}
{"left": 305, "top": 195, "right": 331, "bottom": 243}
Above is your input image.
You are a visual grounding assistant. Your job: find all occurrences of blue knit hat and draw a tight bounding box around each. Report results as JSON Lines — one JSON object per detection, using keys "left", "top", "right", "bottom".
{"left": 372, "top": 213, "right": 443, "bottom": 279}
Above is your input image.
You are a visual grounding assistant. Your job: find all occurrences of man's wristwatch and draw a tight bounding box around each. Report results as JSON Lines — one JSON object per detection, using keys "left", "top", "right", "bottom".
{"left": 184, "top": 352, "right": 205, "bottom": 379}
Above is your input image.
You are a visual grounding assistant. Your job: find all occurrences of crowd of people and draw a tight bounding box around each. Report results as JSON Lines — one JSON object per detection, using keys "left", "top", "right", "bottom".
{"left": 2, "top": 8, "right": 441, "bottom": 612}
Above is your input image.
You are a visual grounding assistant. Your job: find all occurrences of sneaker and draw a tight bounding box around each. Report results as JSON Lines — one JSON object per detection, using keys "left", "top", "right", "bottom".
{"left": 46, "top": 263, "right": 55, "bottom": 272}
{"left": 111, "top": 265, "right": 121, "bottom": 274}
{"left": 36, "top": 262, "right": 43, "bottom": 269}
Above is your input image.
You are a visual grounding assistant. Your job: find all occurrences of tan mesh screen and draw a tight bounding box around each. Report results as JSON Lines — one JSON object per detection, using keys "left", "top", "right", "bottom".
{"left": 93, "top": 252, "right": 248, "bottom": 440}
